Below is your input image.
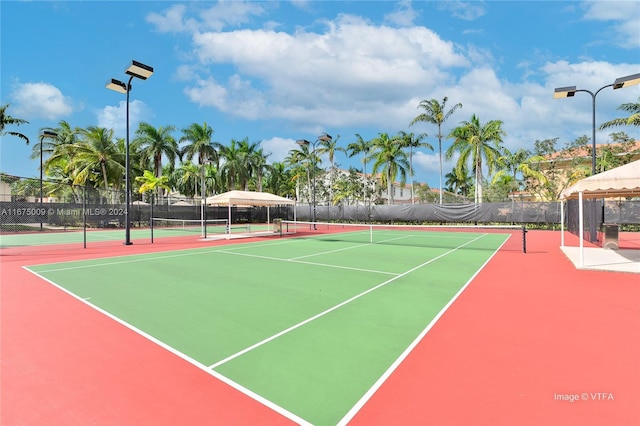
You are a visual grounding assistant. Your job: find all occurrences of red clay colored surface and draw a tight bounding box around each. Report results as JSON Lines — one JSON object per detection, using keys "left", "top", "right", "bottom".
{"left": 1, "top": 236, "right": 295, "bottom": 426}
{"left": 2, "top": 230, "right": 639, "bottom": 425}
{"left": 350, "top": 230, "right": 640, "bottom": 426}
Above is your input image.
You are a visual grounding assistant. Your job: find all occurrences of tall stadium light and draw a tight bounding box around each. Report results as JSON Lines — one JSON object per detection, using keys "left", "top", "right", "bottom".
{"left": 39, "top": 130, "right": 58, "bottom": 231}
{"left": 554, "top": 72, "right": 640, "bottom": 242}
{"left": 106, "top": 60, "right": 154, "bottom": 245}
{"left": 296, "top": 133, "right": 332, "bottom": 228}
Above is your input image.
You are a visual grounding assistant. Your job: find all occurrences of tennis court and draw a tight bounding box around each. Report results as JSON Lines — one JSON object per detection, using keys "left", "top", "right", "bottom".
{"left": 3, "top": 225, "right": 640, "bottom": 425}
{"left": 25, "top": 224, "right": 513, "bottom": 425}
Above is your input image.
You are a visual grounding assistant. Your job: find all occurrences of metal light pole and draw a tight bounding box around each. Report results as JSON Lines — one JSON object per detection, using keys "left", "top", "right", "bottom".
{"left": 39, "top": 130, "right": 57, "bottom": 231}
{"left": 554, "top": 72, "right": 640, "bottom": 242}
{"left": 297, "top": 133, "right": 332, "bottom": 229}
{"left": 200, "top": 160, "right": 212, "bottom": 238}
{"left": 106, "top": 60, "right": 154, "bottom": 245}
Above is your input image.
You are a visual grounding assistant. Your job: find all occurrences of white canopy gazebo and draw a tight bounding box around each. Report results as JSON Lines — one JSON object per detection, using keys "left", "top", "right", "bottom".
{"left": 206, "top": 190, "right": 296, "bottom": 207}
{"left": 206, "top": 190, "right": 296, "bottom": 237}
{"left": 560, "top": 160, "right": 640, "bottom": 268}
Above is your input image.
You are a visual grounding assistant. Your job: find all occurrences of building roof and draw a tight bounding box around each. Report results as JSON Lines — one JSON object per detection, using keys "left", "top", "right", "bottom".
{"left": 543, "top": 141, "right": 640, "bottom": 161}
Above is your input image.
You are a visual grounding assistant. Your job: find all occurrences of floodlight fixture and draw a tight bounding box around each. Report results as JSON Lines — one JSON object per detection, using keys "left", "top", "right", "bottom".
{"left": 613, "top": 73, "right": 640, "bottom": 89}
{"left": 106, "top": 59, "right": 154, "bottom": 245}
{"left": 553, "top": 86, "right": 577, "bottom": 98}
{"left": 126, "top": 60, "right": 154, "bottom": 80}
{"left": 106, "top": 78, "right": 127, "bottom": 94}
{"left": 318, "top": 133, "right": 332, "bottom": 142}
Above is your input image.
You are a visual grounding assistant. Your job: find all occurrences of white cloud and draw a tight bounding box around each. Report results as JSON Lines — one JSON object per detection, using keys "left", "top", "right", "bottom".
{"left": 260, "top": 137, "right": 299, "bottom": 163}
{"left": 174, "top": 64, "right": 199, "bottom": 82}
{"left": 97, "top": 100, "right": 152, "bottom": 139}
{"left": 184, "top": 77, "right": 229, "bottom": 110}
{"left": 581, "top": 1, "right": 640, "bottom": 49}
{"left": 187, "top": 14, "right": 468, "bottom": 130}
{"left": 146, "top": 4, "right": 194, "bottom": 33}
{"left": 438, "top": 1, "right": 486, "bottom": 21}
{"left": 162, "top": 2, "right": 639, "bottom": 173}
{"left": 147, "top": 1, "right": 265, "bottom": 33}
{"left": 10, "top": 82, "right": 74, "bottom": 120}
{"left": 384, "top": 1, "right": 418, "bottom": 27}
{"left": 199, "top": 1, "right": 265, "bottom": 31}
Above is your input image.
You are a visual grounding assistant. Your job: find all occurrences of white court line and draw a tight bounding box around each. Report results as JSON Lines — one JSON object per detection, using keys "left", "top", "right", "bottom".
{"left": 336, "top": 233, "right": 510, "bottom": 426}
{"left": 289, "top": 242, "right": 371, "bottom": 260}
{"left": 30, "top": 231, "right": 312, "bottom": 272}
{"left": 31, "top": 248, "right": 222, "bottom": 273}
{"left": 208, "top": 233, "right": 488, "bottom": 370}
{"left": 30, "top": 228, "right": 452, "bottom": 273}
{"left": 216, "top": 249, "right": 399, "bottom": 276}
{"left": 290, "top": 233, "right": 418, "bottom": 260}
{"left": 23, "top": 266, "right": 312, "bottom": 426}
{"left": 25, "top": 230, "right": 501, "bottom": 426}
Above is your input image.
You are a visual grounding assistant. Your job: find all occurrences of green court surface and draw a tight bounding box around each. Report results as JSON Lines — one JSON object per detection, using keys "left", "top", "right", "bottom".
{"left": 1, "top": 228, "right": 150, "bottom": 246}
{"left": 0, "top": 222, "right": 265, "bottom": 247}
{"left": 27, "top": 229, "right": 510, "bottom": 425}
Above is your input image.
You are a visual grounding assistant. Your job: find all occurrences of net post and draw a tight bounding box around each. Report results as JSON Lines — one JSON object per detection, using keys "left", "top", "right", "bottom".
{"left": 83, "top": 185, "right": 87, "bottom": 249}
{"left": 522, "top": 225, "right": 527, "bottom": 254}
{"left": 150, "top": 196, "right": 154, "bottom": 244}
{"left": 203, "top": 199, "right": 207, "bottom": 239}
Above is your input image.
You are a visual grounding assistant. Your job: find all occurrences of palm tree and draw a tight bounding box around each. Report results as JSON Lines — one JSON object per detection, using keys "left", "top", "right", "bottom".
{"left": 136, "top": 170, "right": 170, "bottom": 203}
{"left": 333, "top": 168, "right": 363, "bottom": 206}
{"left": 42, "top": 122, "right": 82, "bottom": 188}
{"left": 410, "top": 97, "right": 462, "bottom": 204}
{"left": 398, "top": 131, "right": 432, "bottom": 204}
{"left": 219, "top": 138, "right": 249, "bottom": 190}
{"left": 370, "top": 132, "right": 410, "bottom": 205}
{"left": 237, "top": 138, "right": 262, "bottom": 191}
{"left": 173, "top": 161, "right": 201, "bottom": 198}
{"left": 446, "top": 115, "right": 505, "bottom": 204}
{"left": 445, "top": 164, "right": 472, "bottom": 201}
{"left": 201, "top": 162, "right": 219, "bottom": 196}
{"left": 285, "top": 144, "right": 317, "bottom": 204}
{"left": 491, "top": 147, "right": 547, "bottom": 195}
{"left": 316, "top": 134, "right": 343, "bottom": 206}
{"left": 180, "top": 122, "right": 219, "bottom": 166}
{"left": 135, "top": 122, "right": 178, "bottom": 175}
{"left": 41, "top": 162, "right": 84, "bottom": 203}
{"left": 71, "top": 126, "right": 123, "bottom": 193}
{"left": 0, "top": 103, "right": 29, "bottom": 145}
{"left": 134, "top": 122, "right": 178, "bottom": 199}
{"left": 599, "top": 97, "right": 640, "bottom": 129}
{"left": 346, "top": 133, "right": 373, "bottom": 209}
{"left": 264, "top": 161, "right": 294, "bottom": 198}
{"left": 250, "top": 146, "right": 271, "bottom": 192}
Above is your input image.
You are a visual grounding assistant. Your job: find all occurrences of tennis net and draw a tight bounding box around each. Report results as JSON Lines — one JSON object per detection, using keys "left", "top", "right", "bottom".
{"left": 281, "top": 220, "right": 527, "bottom": 253}
{"left": 151, "top": 217, "right": 228, "bottom": 238}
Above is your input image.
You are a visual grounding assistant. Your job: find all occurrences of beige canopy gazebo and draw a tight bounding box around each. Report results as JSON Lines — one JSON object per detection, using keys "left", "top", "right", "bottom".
{"left": 560, "top": 160, "right": 640, "bottom": 266}
{"left": 206, "top": 190, "right": 296, "bottom": 207}
{"left": 561, "top": 160, "right": 640, "bottom": 200}
{"left": 206, "top": 190, "right": 295, "bottom": 237}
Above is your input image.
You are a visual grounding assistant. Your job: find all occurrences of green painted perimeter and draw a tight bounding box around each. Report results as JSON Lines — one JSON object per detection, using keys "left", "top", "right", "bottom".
{"left": 28, "top": 231, "right": 507, "bottom": 425}
{"left": 0, "top": 223, "right": 269, "bottom": 247}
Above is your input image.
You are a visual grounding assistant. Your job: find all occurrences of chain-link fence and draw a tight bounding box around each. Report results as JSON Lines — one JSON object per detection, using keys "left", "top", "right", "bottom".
{"left": 565, "top": 198, "right": 640, "bottom": 243}
{"left": 0, "top": 176, "right": 295, "bottom": 234}
{"left": 2, "top": 176, "right": 638, "bottom": 241}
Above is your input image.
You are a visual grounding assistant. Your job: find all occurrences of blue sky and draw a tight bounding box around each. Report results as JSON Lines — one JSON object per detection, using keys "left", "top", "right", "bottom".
{"left": 1, "top": 0, "right": 639, "bottom": 188}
